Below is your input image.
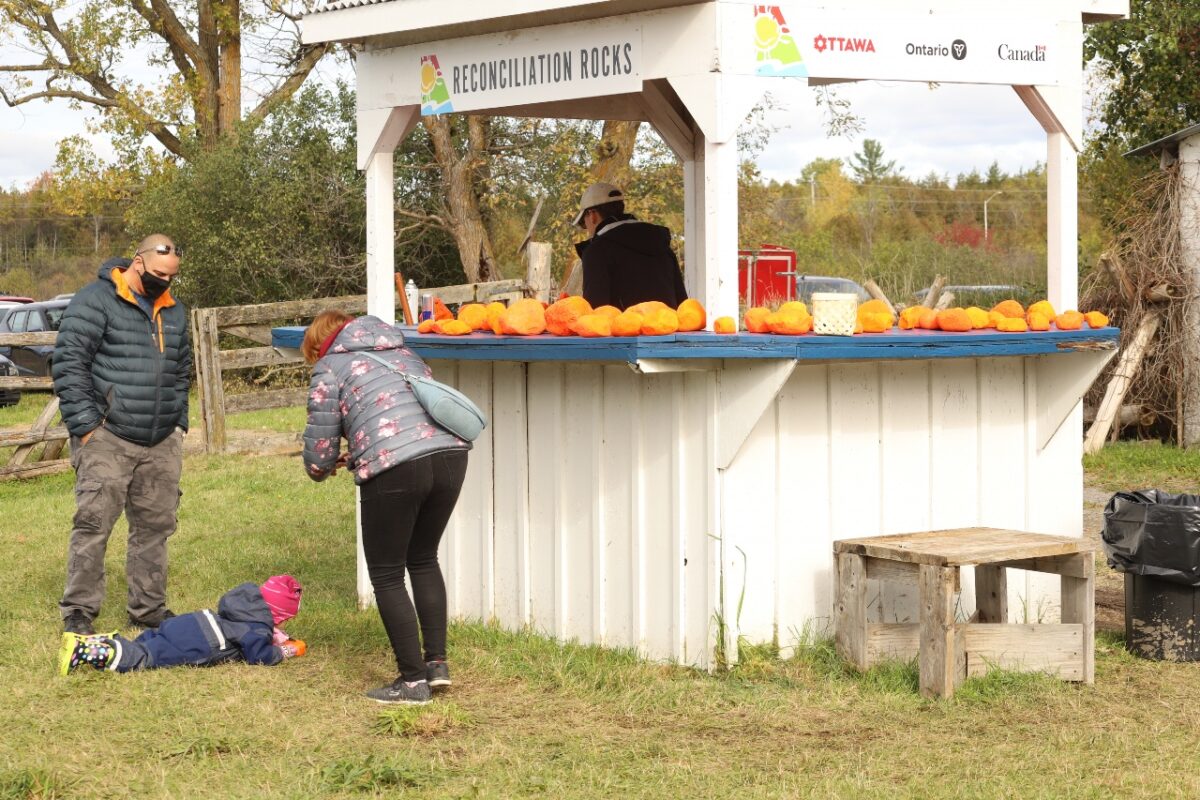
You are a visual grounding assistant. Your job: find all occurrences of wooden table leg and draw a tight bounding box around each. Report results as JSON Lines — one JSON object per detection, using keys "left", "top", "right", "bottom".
{"left": 836, "top": 553, "right": 868, "bottom": 670}
{"left": 919, "top": 564, "right": 961, "bottom": 699}
{"left": 1060, "top": 551, "right": 1095, "bottom": 684}
{"left": 975, "top": 565, "right": 1008, "bottom": 623}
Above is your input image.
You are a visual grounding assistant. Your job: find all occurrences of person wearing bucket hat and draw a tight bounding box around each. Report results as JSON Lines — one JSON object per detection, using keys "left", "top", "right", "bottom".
{"left": 573, "top": 181, "right": 688, "bottom": 310}
{"left": 57, "top": 574, "right": 306, "bottom": 675}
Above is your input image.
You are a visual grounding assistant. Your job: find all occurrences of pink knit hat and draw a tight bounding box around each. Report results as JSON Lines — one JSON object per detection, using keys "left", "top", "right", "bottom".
{"left": 260, "top": 574, "right": 302, "bottom": 625}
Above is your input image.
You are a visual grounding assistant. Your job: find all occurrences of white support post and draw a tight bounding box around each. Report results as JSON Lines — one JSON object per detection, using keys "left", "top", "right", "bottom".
{"left": 1178, "top": 135, "right": 1200, "bottom": 447}
{"left": 365, "top": 151, "right": 396, "bottom": 325}
{"left": 1046, "top": 132, "right": 1078, "bottom": 312}
{"left": 681, "top": 126, "right": 740, "bottom": 324}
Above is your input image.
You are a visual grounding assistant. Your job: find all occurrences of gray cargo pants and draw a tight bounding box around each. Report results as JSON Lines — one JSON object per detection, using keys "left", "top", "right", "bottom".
{"left": 60, "top": 426, "right": 183, "bottom": 624}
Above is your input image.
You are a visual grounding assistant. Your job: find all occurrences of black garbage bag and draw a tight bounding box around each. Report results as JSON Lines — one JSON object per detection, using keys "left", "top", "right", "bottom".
{"left": 1102, "top": 490, "right": 1200, "bottom": 587}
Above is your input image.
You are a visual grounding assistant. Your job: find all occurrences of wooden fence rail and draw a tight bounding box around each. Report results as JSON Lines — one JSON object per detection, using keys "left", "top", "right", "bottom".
{"left": 0, "top": 330, "right": 69, "bottom": 481}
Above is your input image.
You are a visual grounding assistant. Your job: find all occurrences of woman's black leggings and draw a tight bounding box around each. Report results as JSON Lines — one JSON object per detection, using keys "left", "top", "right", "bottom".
{"left": 359, "top": 449, "right": 468, "bottom": 681}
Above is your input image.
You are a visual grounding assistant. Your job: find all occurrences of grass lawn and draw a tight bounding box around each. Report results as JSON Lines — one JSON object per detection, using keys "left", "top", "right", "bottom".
{"left": 2, "top": 447, "right": 1199, "bottom": 798}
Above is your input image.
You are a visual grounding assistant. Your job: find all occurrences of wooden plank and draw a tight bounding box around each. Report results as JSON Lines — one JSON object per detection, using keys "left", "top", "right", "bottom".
{"left": 867, "top": 622, "right": 920, "bottom": 663}
{"left": 525, "top": 242, "right": 553, "bottom": 303}
{"left": 834, "top": 528, "right": 1094, "bottom": 566}
{"left": 219, "top": 346, "right": 304, "bottom": 370}
{"left": 995, "top": 554, "right": 1092, "bottom": 578}
{"left": 0, "top": 332, "right": 57, "bottom": 346}
{"left": 9, "top": 396, "right": 59, "bottom": 467}
{"left": 0, "top": 425, "right": 68, "bottom": 447}
{"left": 975, "top": 565, "right": 1008, "bottom": 623}
{"left": 454, "top": 361, "right": 494, "bottom": 622}
{"left": 224, "top": 387, "right": 307, "bottom": 414}
{"left": 679, "top": 370, "right": 712, "bottom": 666}
{"left": 863, "top": 279, "right": 896, "bottom": 317}
{"left": 193, "top": 309, "right": 226, "bottom": 453}
{"left": 961, "top": 623, "right": 1085, "bottom": 680}
{"left": 1060, "top": 552, "right": 1095, "bottom": 684}
{"left": 835, "top": 553, "right": 868, "bottom": 670}
{"left": 0, "top": 376, "right": 54, "bottom": 390}
{"left": 561, "top": 363, "right": 601, "bottom": 644}
{"left": 525, "top": 363, "right": 563, "bottom": 636}
{"left": 640, "top": 373, "right": 679, "bottom": 660}
{"left": 0, "top": 459, "right": 71, "bottom": 481}
{"left": 865, "top": 557, "right": 920, "bottom": 585}
{"left": 930, "top": 359, "right": 980, "bottom": 532}
{"left": 209, "top": 295, "right": 368, "bottom": 326}
{"left": 918, "top": 564, "right": 962, "bottom": 699}
{"left": 220, "top": 325, "right": 275, "bottom": 345}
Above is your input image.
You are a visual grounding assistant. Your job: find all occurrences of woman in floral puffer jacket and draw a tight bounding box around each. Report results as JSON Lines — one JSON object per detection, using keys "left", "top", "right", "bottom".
{"left": 302, "top": 310, "right": 470, "bottom": 705}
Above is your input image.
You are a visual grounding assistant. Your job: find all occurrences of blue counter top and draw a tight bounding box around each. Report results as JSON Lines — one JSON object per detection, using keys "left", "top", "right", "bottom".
{"left": 272, "top": 325, "right": 1120, "bottom": 363}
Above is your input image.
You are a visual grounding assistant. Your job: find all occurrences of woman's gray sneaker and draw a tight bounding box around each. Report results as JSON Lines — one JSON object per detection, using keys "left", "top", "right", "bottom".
{"left": 366, "top": 678, "right": 432, "bottom": 704}
{"left": 426, "top": 660, "right": 451, "bottom": 689}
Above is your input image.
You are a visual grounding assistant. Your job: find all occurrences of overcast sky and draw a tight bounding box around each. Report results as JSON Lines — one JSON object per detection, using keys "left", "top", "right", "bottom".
{"left": 0, "top": 72, "right": 1053, "bottom": 191}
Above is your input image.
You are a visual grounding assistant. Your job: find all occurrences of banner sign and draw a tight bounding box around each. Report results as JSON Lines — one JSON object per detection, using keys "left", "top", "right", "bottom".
{"left": 419, "top": 19, "right": 642, "bottom": 115}
{"left": 744, "top": 5, "right": 1058, "bottom": 86}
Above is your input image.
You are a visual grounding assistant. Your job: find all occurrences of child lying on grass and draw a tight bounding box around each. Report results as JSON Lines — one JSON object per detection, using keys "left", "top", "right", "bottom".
{"left": 59, "top": 575, "right": 306, "bottom": 674}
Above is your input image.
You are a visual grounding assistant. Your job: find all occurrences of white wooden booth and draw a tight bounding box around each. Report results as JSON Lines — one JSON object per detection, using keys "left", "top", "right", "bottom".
{"left": 300, "top": 0, "right": 1129, "bottom": 668}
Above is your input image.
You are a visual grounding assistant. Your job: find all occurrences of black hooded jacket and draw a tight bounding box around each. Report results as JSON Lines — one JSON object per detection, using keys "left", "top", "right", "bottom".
{"left": 576, "top": 214, "right": 688, "bottom": 310}
{"left": 52, "top": 257, "right": 191, "bottom": 447}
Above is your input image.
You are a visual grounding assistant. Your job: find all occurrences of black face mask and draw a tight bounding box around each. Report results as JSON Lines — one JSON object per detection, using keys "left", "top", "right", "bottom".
{"left": 139, "top": 268, "right": 172, "bottom": 301}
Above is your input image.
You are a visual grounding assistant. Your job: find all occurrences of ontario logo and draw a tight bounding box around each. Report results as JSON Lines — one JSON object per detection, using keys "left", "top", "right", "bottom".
{"left": 753, "top": 6, "right": 806, "bottom": 77}
{"left": 420, "top": 54, "right": 453, "bottom": 115}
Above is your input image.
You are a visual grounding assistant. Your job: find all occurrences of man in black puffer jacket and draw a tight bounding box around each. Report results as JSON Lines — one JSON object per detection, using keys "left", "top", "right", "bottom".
{"left": 52, "top": 234, "right": 190, "bottom": 635}
{"left": 573, "top": 182, "right": 688, "bottom": 310}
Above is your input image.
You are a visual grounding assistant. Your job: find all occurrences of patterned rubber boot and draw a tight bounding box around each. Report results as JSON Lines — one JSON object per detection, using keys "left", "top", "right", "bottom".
{"left": 58, "top": 633, "right": 117, "bottom": 675}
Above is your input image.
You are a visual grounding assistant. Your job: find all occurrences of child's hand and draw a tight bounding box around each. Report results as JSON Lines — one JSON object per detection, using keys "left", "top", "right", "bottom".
{"left": 280, "top": 639, "right": 307, "bottom": 658}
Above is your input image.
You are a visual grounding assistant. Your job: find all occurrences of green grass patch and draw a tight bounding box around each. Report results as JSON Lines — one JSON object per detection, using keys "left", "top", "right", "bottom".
{"left": 1084, "top": 440, "right": 1200, "bottom": 493}
{"left": 4, "top": 453, "right": 1200, "bottom": 798}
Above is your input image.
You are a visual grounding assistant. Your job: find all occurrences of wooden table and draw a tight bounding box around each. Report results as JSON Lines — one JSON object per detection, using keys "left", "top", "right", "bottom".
{"left": 834, "top": 528, "right": 1095, "bottom": 699}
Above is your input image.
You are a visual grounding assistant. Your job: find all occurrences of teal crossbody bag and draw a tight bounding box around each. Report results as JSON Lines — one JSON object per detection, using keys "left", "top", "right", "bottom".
{"left": 359, "top": 351, "right": 487, "bottom": 442}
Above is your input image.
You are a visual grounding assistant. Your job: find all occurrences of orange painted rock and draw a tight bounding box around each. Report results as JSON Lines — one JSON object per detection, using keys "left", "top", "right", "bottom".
{"left": 434, "top": 297, "right": 454, "bottom": 321}
{"left": 434, "top": 319, "right": 472, "bottom": 335}
{"left": 1027, "top": 300, "right": 1056, "bottom": 323}
{"left": 1027, "top": 311, "right": 1051, "bottom": 331}
{"left": 486, "top": 302, "right": 507, "bottom": 335}
{"left": 592, "top": 305, "right": 622, "bottom": 320}
{"left": 744, "top": 307, "right": 772, "bottom": 333}
{"left": 1085, "top": 311, "right": 1110, "bottom": 328}
{"left": 779, "top": 301, "right": 809, "bottom": 316}
{"left": 766, "top": 309, "right": 813, "bottom": 335}
{"left": 899, "top": 306, "right": 928, "bottom": 330}
{"left": 1055, "top": 310, "right": 1084, "bottom": 330}
{"left": 570, "top": 313, "right": 613, "bottom": 337}
{"left": 545, "top": 295, "right": 593, "bottom": 336}
{"left": 857, "top": 299, "right": 895, "bottom": 328}
{"left": 854, "top": 320, "right": 864, "bottom": 334}
{"left": 677, "top": 299, "right": 706, "bottom": 332}
{"left": 988, "top": 310, "right": 1006, "bottom": 328}
{"left": 457, "top": 303, "right": 489, "bottom": 331}
{"left": 612, "top": 310, "right": 644, "bottom": 337}
{"left": 499, "top": 298, "right": 547, "bottom": 336}
{"left": 965, "top": 307, "right": 990, "bottom": 329}
{"left": 627, "top": 300, "right": 670, "bottom": 317}
{"left": 991, "top": 299, "right": 1025, "bottom": 319}
{"left": 860, "top": 311, "right": 893, "bottom": 333}
{"left": 918, "top": 309, "right": 940, "bottom": 330}
{"left": 641, "top": 308, "right": 680, "bottom": 336}
{"left": 714, "top": 316, "right": 737, "bottom": 334}
{"left": 996, "top": 317, "right": 1028, "bottom": 333}
{"left": 936, "top": 308, "right": 973, "bottom": 332}
{"left": 417, "top": 319, "right": 437, "bottom": 334}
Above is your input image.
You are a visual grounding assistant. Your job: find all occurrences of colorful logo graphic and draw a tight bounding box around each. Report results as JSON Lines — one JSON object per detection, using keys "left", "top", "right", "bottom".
{"left": 420, "top": 55, "right": 453, "bottom": 115}
{"left": 753, "top": 6, "right": 806, "bottom": 77}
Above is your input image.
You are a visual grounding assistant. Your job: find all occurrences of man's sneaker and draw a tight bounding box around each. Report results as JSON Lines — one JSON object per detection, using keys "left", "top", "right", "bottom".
{"left": 62, "top": 610, "right": 95, "bottom": 636}
{"left": 365, "top": 678, "right": 432, "bottom": 705}
{"left": 426, "top": 660, "right": 451, "bottom": 690}
{"left": 129, "top": 609, "right": 175, "bottom": 629}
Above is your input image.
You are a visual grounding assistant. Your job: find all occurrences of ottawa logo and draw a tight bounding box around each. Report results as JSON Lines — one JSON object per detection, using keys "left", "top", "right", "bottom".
{"left": 812, "top": 34, "right": 876, "bottom": 53}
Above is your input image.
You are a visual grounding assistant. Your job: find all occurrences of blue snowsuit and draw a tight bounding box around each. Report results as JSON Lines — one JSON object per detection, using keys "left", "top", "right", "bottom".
{"left": 110, "top": 583, "right": 282, "bottom": 672}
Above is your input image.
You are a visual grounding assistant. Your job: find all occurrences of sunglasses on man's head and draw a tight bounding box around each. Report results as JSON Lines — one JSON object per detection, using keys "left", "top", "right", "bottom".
{"left": 136, "top": 243, "right": 183, "bottom": 258}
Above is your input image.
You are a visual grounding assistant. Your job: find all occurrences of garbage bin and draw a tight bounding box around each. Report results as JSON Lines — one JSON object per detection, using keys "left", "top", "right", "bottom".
{"left": 1102, "top": 490, "right": 1200, "bottom": 662}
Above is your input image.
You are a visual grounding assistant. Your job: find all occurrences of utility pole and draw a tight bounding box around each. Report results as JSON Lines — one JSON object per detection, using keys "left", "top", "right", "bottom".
{"left": 983, "top": 190, "right": 1003, "bottom": 242}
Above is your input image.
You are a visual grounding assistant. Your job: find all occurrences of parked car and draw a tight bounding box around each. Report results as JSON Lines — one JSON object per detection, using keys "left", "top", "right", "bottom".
{"left": 0, "top": 299, "right": 71, "bottom": 377}
{"left": 794, "top": 276, "right": 871, "bottom": 305}
{"left": 0, "top": 353, "right": 20, "bottom": 407}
